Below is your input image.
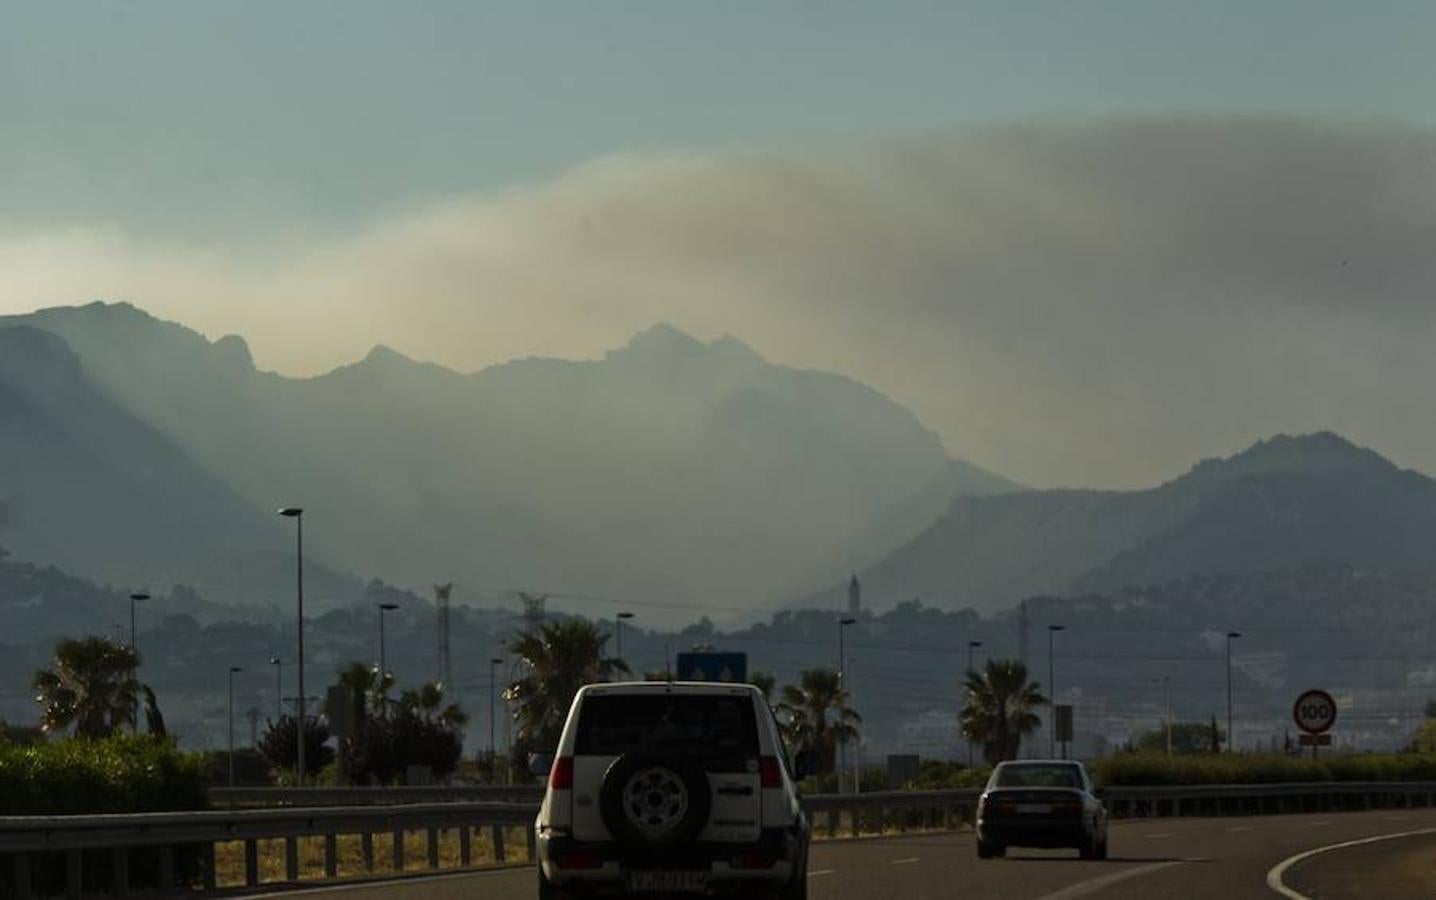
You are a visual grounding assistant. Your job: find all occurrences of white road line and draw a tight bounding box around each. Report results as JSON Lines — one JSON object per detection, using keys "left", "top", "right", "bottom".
{"left": 1266, "top": 827, "right": 1436, "bottom": 900}
{"left": 1227, "top": 826, "right": 1254, "bottom": 833}
{"left": 1031, "top": 861, "right": 1185, "bottom": 900}
{"left": 241, "top": 866, "right": 524, "bottom": 898}
{"left": 807, "top": 869, "right": 836, "bottom": 878}
{"left": 1143, "top": 832, "right": 1174, "bottom": 839}
{"left": 891, "top": 857, "right": 920, "bottom": 865}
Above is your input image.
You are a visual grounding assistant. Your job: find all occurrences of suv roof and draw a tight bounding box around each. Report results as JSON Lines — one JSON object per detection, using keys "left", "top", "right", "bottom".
{"left": 578, "top": 681, "right": 763, "bottom": 696}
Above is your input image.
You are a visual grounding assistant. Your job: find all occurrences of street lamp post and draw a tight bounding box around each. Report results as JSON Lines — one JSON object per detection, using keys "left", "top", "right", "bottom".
{"left": 615, "top": 612, "right": 635, "bottom": 661}
{"left": 966, "top": 640, "right": 983, "bottom": 767}
{"left": 1160, "top": 680, "right": 1171, "bottom": 757}
{"left": 129, "top": 592, "right": 148, "bottom": 733}
{"left": 1226, "top": 631, "right": 1242, "bottom": 753}
{"left": 269, "top": 658, "right": 283, "bottom": 724}
{"left": 838, "top": 616, "right": 856, "bottom": 792}
{"left": 489, "top": 657, "right": 503, "bottom": 766}
{"left": 228, "top": 666, "right": 244, "bottom": 788}
{"left": 377, "top": 602, "right": 400, "bottom": 685}
{"left": 1048, "top": 625, "right": 1065, "bottom": 758}
{"left": 278, "top": 507, "right": 305, "bottom": 783}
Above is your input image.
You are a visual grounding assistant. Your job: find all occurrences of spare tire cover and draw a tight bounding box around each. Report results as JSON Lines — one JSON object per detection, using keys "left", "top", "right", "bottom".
{"left": 599, "top": 746, "right": 713, "bottom": 850}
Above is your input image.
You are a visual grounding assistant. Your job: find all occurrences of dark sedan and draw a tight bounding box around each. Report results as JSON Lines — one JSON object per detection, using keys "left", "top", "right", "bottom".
{"left": 976, "top": 760, "right": 1109, "bottom": 859}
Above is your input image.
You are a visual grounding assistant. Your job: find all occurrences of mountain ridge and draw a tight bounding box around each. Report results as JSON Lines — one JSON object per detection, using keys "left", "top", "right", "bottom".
{"left": 0, "top": 302, "right": 1012, "bottom": 619}
{"left": 819, "top": 431, "right": 1436, "bottom": 615}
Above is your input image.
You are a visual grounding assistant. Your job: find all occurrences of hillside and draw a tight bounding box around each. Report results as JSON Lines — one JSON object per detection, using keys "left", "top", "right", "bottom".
{"left": 0, "top": 326, "right": 284, "bottom": 592}
{"left": 0, "top": 303, "right": 1013, "bottom": 617}
{"left": 829, "top": 433, "right": 1436, "bottom": 614}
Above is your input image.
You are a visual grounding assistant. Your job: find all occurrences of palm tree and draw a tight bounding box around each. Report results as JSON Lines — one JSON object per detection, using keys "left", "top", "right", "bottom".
{"left": 398, "top": 682, "right": 468, "bottom": 728}
{"left": 749, "top": 671, "right": 777, "bottom": 708}
{"left": 959, "top": 659, "right": 1047, "bottom": 764}
{"left": 775, "top": 668, "right": 860, "bottom": 774}
{"left": 504, "top": 619, "right": 629, "bottom": 755}
{"left": 32, "top": 636, "right": 141, "bottom": 738}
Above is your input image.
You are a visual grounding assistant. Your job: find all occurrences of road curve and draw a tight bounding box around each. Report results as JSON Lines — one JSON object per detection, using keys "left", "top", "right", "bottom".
{"left": 243, "top": 808, "right": 1436, "bottom": 900}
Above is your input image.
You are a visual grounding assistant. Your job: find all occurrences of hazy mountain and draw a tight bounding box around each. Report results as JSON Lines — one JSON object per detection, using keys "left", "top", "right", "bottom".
{"left": 0, "top": 325, "right": 283, "bottom": 592}
{"left": 0, "top": 303, "right": 1012, "bottom": 619}
{"left": 831, "top": 433, "right": 1436, "bottom": 614}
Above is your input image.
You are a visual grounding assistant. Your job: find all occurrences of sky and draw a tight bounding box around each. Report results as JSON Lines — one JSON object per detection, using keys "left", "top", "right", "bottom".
{"left": 3, "top": 1, "right": 1435, "bottom": 488}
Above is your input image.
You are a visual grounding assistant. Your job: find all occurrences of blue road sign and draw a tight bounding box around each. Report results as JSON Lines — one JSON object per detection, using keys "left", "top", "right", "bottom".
{"left": 675, "top": 652, "right": 748, "bottom": 683}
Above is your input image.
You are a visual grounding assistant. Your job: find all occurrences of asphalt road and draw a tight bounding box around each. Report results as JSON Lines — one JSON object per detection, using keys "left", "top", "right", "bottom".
{"left": 248, "top": 808, "right": 1436, "bottom": 900}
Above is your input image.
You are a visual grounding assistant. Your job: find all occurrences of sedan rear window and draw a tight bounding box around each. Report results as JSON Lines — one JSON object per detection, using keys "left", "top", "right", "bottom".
{"left": 575, "top": 694, "right": 758, "bottom": 756}
{"left": 995, "top": 764, "right": 1082, "bottom": 788}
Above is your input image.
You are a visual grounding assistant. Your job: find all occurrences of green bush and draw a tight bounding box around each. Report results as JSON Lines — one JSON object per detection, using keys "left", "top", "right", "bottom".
{"left": 1090, "top": 752, "right": 1436, "bottom": 786}
{"left": 0, "top": 734, "right": 209, "bottom": 814}
{"left": 903, "top": 759, "right": 991, "bottom": 790}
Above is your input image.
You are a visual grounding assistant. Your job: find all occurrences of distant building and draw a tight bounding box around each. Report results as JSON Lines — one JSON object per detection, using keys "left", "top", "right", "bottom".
{"left": 848, "top": 573, "right": 861, "bottom": 616}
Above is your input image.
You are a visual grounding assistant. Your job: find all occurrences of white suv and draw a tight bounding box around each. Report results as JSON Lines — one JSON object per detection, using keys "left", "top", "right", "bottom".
{"left": 532, "top": 681, "right": 811, "bottom": 898}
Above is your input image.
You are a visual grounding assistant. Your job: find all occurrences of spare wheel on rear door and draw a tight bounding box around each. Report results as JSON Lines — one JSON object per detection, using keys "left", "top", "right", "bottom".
{"left": 600, "top": 746, "right": 713, "bottom": 850}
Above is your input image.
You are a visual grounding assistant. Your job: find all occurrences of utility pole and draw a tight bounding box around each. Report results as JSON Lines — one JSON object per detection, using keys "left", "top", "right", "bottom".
{"left": 967, "top": 640, "right": 982, "bottom": 767}
{"left": 246, "top": 707, "right": 261, "bottom": 750}
{"left": 434, "top": 583, "right": 453, "bottom": 691}
{"left": 616, "top": 612, "right": 635, "bottom": 661}
{"left": 228, "top": 667, "right": 244, "bottom": 788}
{"left": 1225, "top": 631, "right": 1242, "bottom": 753}
{"left": 1163, "top": 676, "right": 1172, "bottom": 756}
{"left": 278, "top": 507, "right": 306, "bottom": 784}
{"left": 489, "top": 657, "right": 503, "bottom": 768}
{"left": 269, "top": 657, "right": 283, "bottom": 724}
{"left": 129, "top": 592, "right": 148, "bottom": 733}
{"left": 838, "top": 616, "right": 856, "bottom": 792}
{"left": 1048, "top": 625, "right": 1064, "bottom": 758}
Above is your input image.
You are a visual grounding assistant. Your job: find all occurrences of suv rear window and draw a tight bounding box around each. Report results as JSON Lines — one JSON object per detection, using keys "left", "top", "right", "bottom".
{"left": 994, "top": 764, "right": 1083, "bottom": 788}
{"left": 575, "top": 694, "right": 759, "bottom": 756}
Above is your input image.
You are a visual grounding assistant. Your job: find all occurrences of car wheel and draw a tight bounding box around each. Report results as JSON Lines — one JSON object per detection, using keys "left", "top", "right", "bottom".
{"left": 537, "top": 868, "right": 571, "bottom": 900}
{"left": 1079, "top": 832, "right": 1099, "bottom": 860}
{"left": 977, "top": 838, "right": 1005, "bottom": 859}
{"left": 599, "top": 745, "right": 713, "bottom": 851}
{"left": 1096, "top": 833, "right": 1109, "bottom": 860}
{"left": 773, "top": 866, "right": 808, "bottom": 900}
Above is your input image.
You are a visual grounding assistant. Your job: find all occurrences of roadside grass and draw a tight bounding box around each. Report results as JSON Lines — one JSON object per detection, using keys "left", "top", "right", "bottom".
{"left": 211, "top": 826, "right": 532, "bottom": 888}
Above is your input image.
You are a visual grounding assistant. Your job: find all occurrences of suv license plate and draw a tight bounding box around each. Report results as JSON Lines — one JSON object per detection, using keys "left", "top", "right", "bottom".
{"left": 627, "top": 871, "right": 710, "bottom": 893}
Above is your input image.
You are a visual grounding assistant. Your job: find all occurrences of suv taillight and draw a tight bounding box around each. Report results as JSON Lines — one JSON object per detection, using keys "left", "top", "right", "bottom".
{"left": 759, "top": 756, "right": 782, "bottom": 789}
{"left": 550, "top": 756, "right": 574, "bottom": 790}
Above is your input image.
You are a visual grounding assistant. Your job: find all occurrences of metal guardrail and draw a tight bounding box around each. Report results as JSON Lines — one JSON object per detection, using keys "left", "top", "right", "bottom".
{"left": 210, "top": 785, "right": 545, "bottom": 807}
{"left": 0, "top": 801, "right": 536, "bottom": 899}
{"left": 8, "top": 782, "right": 1436, "bottom": 897}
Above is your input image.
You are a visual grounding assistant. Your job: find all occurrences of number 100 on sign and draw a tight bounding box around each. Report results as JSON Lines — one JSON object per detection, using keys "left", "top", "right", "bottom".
{"left": 1292, "top": 689, "right": 1337, "bottom": 734}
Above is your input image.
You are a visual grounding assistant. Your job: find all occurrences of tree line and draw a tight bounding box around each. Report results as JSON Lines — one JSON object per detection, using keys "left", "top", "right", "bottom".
{"left": 22, "top": 619, "right": 1058, "bottom": 784}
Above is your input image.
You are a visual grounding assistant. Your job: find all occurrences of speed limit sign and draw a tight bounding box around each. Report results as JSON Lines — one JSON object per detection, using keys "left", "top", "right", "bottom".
{"left": 1293, "top": 689, "right": 1337, "bottom": 734}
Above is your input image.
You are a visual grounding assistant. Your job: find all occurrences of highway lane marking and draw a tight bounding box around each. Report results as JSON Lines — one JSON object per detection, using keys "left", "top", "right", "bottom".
{"left": 1227, "top": 826, "right": 1254, "bottom": 833}
{"left": 1030, "top": 860, "right": 1185, "bottom": 900}
{"left": 808, "top": 869, "right": 836, "bottom": 877}
{"left": 891, "top": 857, "right": 920, "bottom": 864}
{"left": 240, "top": 865, "right": 528, "bottom": 898}
{"left": 1266, "top": 826, "right": 1436, "bottom": 900}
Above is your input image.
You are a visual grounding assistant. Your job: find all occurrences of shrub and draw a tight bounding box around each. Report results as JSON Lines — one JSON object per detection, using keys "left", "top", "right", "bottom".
{"left": 0, "top": 734, "right": 208, "bottom": 814}
{"left": 0, "top": 735, "right": 209, "bottom": 895}
{"left": 1090, "top": 752, "right": 1436, "bottom": 786}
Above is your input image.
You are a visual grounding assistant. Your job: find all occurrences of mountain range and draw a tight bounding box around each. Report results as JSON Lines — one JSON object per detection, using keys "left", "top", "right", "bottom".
{"left": 0, "top": 302, "right": 1014, "bottom": 616}
{"left": 826, "top": 431, "right": 1436, "bottom": 614}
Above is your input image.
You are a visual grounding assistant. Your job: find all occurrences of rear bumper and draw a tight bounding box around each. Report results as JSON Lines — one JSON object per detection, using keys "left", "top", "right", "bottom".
{"left": 978, "top": 816, "right": 1089, "bottom": 848}
{"left": 537, "top": 826, "right": 804, "bottom": 889}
